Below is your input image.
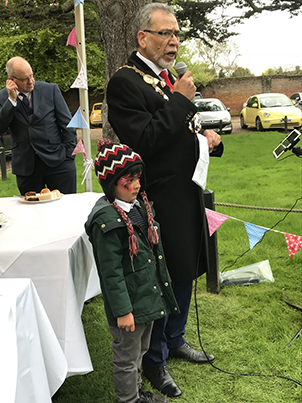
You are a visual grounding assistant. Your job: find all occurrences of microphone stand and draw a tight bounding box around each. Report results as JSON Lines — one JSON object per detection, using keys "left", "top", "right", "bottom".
{"left": 292, "top": 147, "right": 302, "bottom": 157}
{"left": 282, "top": 300, "right": 302, "bottom": 346}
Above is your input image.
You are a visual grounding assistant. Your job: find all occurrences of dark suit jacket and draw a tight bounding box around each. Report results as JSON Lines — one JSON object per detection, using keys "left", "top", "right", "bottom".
{"left": 107, "top": 51, "right": 223, "bottom": 282}
{"left": 0, "top": 81, "right": 76, "bottom": 176}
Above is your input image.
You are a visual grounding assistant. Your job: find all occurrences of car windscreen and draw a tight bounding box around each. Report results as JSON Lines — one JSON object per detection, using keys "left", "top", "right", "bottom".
{"left": 194, "top": 100, "right": 225, "bottom": 112}
{"left": 260, "top": 96, "right": 292, "bottom": 108}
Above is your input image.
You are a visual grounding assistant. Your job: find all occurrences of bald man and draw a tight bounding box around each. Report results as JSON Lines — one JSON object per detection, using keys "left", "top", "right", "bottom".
{"left": 0, "top": 56, "right": 77, "bottom": 195}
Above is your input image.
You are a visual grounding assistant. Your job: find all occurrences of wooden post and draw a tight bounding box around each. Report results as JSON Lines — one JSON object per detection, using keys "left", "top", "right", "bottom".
{"left": 204, "top": 189, "right": 220, "bottom": 293}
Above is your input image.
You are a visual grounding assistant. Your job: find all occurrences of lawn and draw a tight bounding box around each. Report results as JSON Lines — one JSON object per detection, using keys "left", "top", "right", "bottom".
{"left": 1, "top": 132, "right": 302, "bottom": 403}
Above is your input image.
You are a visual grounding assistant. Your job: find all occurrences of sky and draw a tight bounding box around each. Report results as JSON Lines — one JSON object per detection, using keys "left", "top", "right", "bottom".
{"left": 232, "top": 10, "right": 302, "bottom": 76}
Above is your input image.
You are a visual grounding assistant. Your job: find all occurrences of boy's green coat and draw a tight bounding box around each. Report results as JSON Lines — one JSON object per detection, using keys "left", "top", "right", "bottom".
{"left": 85, "top": 196, "right": 180, "bottom": 327}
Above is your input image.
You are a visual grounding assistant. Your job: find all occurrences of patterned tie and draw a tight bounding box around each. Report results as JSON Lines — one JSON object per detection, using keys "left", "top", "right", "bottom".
{"left": 20, "top": 93, "right": 33, "bottom": 114}
{"left": 159, "top": 70, "right": 174, "bottom": 91}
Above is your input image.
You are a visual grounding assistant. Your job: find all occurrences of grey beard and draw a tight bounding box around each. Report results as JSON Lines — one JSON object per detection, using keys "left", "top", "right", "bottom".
{"left": 157, "top": 58, "right": 176, "bottom": 70}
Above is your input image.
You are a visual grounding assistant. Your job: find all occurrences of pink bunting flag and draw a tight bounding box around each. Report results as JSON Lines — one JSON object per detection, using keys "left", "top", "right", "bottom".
{"left": 70, "top": 64, "right": 88, "bottom": 89}
{"left": 72, "top": 139, "right": 87, "bottom": 159}
{"left": 284, "top": 233, "right": 302, "bottom": 258}
{"left": 66, "top": 27, "right": 77, "bottom": 47}
{"left": 5, "top": 0, "right": 8, "bottom": 4}
{"left": 205, "top": 208, "right": 229, "bottom": 237}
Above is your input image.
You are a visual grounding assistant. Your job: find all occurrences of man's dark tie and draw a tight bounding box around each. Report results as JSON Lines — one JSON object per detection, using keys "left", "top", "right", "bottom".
{"left": 159, "top": 70, "right": 173, "bottom": 91}
{"left": 20, "top": 93, "right": 33, "bottom": 114}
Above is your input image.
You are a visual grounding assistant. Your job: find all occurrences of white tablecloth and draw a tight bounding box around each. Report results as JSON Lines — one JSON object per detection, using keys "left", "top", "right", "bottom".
{"left": 0, "top": 192, "right": 103, "bottom": 376}
{"left": 0, "top": 278, "right": 68, "bottom": 403}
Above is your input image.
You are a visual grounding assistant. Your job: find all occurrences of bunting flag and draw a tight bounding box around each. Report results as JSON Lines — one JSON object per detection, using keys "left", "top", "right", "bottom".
{"left": 244, "top": 222, "right": 268, "bottom": 249}
{"left": 72, "top": 139, "right": 87, "bottom": 159}
{"left": 75, "top": 0, "right": 84, "bottom": 6}
{"left": 67, "top": 107, "right": 89, "bottom": 129}
{"left": 205, "top": 209, "right": 229, "bottom": 236}
{"left": 70, "top": 63, "right": 88, "bottom": 89}
{"left": 284, "top": 233, "right": 302, "bottom": 258}
{"left": 71, "top": 140, "right": 93, "bottom": 184}
{"left": 205, "top": 208, "right": 302, "bottom": 258}
{"left": 66, "top": 27, "right": 77, "bottom": 47}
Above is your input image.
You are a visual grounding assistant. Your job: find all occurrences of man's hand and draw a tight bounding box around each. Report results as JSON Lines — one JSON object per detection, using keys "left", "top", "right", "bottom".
{"left": 6, "top": 77, "right": 18, "bottom": 102}
{"left": 203, "top": 129, "right": 221, "bottom": 153}
{"left": 117, "top": 312, "right": 135, "bottom": 332}
{"left": 173, "top": 71, "right": 196, "bottom": 101}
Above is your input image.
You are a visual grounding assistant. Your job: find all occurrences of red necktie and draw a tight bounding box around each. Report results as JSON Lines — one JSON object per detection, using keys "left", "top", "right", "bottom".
{"left": 159, "top": 70, "right": 173, "bottom": 91}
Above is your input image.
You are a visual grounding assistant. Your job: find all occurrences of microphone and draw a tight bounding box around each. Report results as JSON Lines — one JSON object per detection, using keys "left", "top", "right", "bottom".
{"left": 174, "top": 62, "right": 187, "bottom": 78}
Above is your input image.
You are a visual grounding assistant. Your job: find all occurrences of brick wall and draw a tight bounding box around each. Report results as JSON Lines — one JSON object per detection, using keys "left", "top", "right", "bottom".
{"left": 62, "top": 75, "right": 302, "bottom": 117}
{"left": 199, "top": 75, "right": 302, "bottom": 115}
{"left": 62, "top": 88, "right": 104, "bottom": 115}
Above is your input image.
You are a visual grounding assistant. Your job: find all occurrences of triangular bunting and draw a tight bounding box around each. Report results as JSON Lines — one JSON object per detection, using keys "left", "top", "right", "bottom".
{"left": 244, "top": 222, "right": 268, "bottom": 249}
{"left": 67, "top": 107, "right": 89, "bottom": 129}
{"left": 66, "top": 27, "right": 77, "bottom": 47}
{"left": 72, "top": 139, "right": 87, "bottom": 159}
{"left": 70, "top": 63, "right": 88, "bottom": 89}
{"left": 284, "top": 233, "right": 302, "bottom": 258}
{"left": 205, "top": 209, "right": 229, "bottom": 237}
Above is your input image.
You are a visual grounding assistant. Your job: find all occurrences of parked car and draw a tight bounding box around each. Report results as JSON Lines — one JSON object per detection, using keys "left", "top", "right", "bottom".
{"left": 193, "top": 92, "right": 203, "bottom": 101}
{"left": 192, "top": 97, "right": 232, "bottom": 134}
{"left": 90, "top": 102, "right": 103, "bottom": 127}
{"left": 290, "top": 92, "right": 302, "bottom": 111}
{"left": 0, "top": 128, "right": 12, "bottom": 157}
{"left": 240, "top": 93, "right": 302, "bottom": 131}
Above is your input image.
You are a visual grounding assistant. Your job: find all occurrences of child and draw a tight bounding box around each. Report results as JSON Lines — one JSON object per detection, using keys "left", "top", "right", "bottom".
{"left": 85, "top": 139, "right": 179, "bottom": 403}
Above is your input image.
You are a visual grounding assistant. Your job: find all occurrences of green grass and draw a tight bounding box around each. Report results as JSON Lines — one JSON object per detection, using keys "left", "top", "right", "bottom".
{"left": 1, "top": 133, "right": 302, "bottom": 402}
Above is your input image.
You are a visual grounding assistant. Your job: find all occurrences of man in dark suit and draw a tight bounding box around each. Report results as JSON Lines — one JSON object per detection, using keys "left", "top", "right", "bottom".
{"left": 0, "top": 56, "right": 77, "bottom": 195}
{"left": 107, "top": 2, "right": 223, "bottom": 399}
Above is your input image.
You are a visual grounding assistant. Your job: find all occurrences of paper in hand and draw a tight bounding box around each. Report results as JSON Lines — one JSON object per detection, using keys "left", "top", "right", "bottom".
{"left": 192, "top": 133, "right": 209, "bottom": 189}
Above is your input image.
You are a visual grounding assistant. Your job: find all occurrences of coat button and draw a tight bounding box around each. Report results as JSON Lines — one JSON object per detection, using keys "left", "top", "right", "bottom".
{"left": 101, "top": 224, "right": 105, "bottom": 228}
{"left": 161, "top": 311, "right": 165, "bottom": 316}
{"left": 148, "top": 259, "right": 152, "bottom": 263}
{"left": 158, "top": 255, "right": 163, "bottom": 259}
{"left": 154, "top": 285, "right": 157, "bottom": 289}
{"left": 174, "top": 307, "right": 178, "bottom": 311}
{"left": 164, "top": 282, "right": 168, "bottom": 287}
{"left": 117, "top": 218, "right": 121, "bottom": 222}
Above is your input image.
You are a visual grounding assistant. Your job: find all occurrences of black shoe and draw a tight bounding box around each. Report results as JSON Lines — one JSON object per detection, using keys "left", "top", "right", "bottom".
{"left": 169, "top": 342, "right": 215, "bottom": 364}
{"left": 143, "top": 365, "right": 182, "bottom": 398}
{"left": 139, "top": 389, "right": 169, "bottom": 402}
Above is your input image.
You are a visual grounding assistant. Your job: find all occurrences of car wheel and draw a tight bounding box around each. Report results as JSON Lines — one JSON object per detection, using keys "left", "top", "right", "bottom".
{"left": 256, "top": 117, "right": 263, "bottom": 131}
{"left": 240, "top": 115, "right": 247, "bottom": 129}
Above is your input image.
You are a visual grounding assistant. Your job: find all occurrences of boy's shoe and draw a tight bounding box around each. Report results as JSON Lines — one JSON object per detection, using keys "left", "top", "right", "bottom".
{"left": 142, "top": 365, "right": 182, "bottom": 398}
{"left": 139, "top": 389, "right": 169, "bottom": 402}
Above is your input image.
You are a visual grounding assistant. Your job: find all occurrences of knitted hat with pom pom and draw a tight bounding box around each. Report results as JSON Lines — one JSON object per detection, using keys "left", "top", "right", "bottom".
{"left": 94, "top": 138, "right": 145, "bottom": 203}
{"left": 94, "top": 139, "right": 158, "bottom": 259}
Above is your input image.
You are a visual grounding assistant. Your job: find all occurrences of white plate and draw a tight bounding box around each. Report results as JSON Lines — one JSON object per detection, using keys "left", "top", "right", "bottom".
{"left": 19, "top": 194, "right": 62, "bottom": 204}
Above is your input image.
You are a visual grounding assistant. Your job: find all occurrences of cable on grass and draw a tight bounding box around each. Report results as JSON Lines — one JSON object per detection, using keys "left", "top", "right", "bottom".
{"left": 221, "top": 196, "right": 302, "bottom": 273}
{"left": 193, "top": 279, "right": 302, "bottom": 387}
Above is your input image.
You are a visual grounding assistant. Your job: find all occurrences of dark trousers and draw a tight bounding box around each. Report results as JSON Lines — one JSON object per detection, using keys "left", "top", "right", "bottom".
{"left": 17, "top": 154, "right": 76, "bottom": 195}
{"left": 142, "top": 279, "right": 193, "bottom": 368}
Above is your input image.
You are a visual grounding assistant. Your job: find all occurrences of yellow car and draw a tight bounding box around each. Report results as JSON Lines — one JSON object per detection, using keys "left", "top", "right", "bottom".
{"left": 240, "top": 93, "right": 302, "bottom": 131}
{"left": 90, "top": 102, "right": 103, "bottom": 127}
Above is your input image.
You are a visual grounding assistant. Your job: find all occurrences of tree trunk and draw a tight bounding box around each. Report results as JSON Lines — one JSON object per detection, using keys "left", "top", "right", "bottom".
{"left": 90, "top": 0, "right": 150, "bottom": 140}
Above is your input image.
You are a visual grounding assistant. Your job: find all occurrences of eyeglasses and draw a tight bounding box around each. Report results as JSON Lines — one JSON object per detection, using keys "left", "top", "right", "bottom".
{"left": 143, "top": 29, "right": 182, "bottom": 41}
{"left": 12, "top": 74, "right": 34, "bottom": 83}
